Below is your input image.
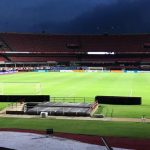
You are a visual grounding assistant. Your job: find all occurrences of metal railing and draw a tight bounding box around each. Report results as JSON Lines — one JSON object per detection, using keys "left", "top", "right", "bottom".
{"left": 50, "top": 97, "right": 94, "bottom": 103}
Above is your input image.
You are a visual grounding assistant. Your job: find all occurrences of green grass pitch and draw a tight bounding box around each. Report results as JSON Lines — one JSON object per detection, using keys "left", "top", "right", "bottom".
{"left": 0, "top": 117, "right": 150, "bottom": 139}
{"left": 0, "top": 72, "right": 150, "bottom": 139}
{"left": 0, "top": 72, "right": 150, "bottom": 118}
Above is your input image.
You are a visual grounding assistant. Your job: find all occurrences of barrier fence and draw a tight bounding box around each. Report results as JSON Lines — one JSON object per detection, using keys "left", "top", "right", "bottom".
{"left": 50, "top": 97, "right": 94, "bottom": 103}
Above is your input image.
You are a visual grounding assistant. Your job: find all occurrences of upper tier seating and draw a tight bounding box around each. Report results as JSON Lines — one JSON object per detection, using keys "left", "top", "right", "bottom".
{"left": 0, "top": 40, "right": 10, "bottom": 51}
{"left": 0, "top": 33, "right": 150, "bottom": 53}
{"left": 0, "top": 56, "right": 7, "bottom": 61}
{"left": 0, "top": 33, "right": 78, "bottom": 52}
{"left": 9, "top": 56, "right": 78, "bottom": 62}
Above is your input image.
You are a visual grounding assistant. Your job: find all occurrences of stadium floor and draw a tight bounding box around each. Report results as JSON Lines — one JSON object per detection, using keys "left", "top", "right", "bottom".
{"left": 0, "top": 131, "right": 130, "bottom": 150}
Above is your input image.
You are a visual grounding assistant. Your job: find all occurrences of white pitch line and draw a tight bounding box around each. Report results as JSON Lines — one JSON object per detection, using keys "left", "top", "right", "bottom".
{"left": 130, "top": 89, "right": 133, "bottom": 97}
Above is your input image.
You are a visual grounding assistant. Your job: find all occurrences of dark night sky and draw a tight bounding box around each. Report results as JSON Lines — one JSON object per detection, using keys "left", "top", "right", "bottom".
{"left": 0, "top": 0, "right": 150, "bottom": 34}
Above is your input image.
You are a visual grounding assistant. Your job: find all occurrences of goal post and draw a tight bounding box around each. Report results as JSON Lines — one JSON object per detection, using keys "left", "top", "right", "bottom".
{"left": 0, "top": 82, "right": 42, "bottom": 95}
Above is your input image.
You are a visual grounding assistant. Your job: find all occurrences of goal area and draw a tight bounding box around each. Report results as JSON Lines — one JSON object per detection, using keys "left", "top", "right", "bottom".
{"left": 0, "top": 82, "right": 42, "bottom": 95}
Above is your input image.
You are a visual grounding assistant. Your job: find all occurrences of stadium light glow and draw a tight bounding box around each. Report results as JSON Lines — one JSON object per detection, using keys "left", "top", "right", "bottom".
{"left": 4, "top": 51, "right": 30, "bottom": 54}
{"left": 87, "top": 52, "right": 115, "bottom": 55}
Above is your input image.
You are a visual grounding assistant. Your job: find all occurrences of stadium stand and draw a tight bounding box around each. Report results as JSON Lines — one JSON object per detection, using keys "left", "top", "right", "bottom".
{"left": 1, "top": 33, "right": 150, "bottom": 52}
{"left": 0, "top": 33, "right": 150, "bottom": 70}
{"left": 0, "top": 39, "right": 10, "bottom": 51}
{"left": 9, "top": 56, "right": 78, "bottom": 62}
{"left": 0, "top": 56, "right": 6, "bottom": 61}
{"left": 0, "top": 33, "right": 79, "bottom": 52}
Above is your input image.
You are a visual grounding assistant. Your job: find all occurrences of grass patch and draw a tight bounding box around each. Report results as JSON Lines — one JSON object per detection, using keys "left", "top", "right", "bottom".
{"left": 0, "top": 72, "right": 150, "bottom": 118}
{"left": 96, "top": 105, "right": 150, "bottom": 118}
{"left": 0, "top": 102, "right": 10, "bottom": 111}
{"left": 0, "top": 118, "right": 150, "bottom": 139}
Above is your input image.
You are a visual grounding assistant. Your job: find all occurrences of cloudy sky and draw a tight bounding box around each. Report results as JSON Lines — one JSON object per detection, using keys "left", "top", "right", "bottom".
{"left": 0, "top": 0, "right": 150, "bottom": 34}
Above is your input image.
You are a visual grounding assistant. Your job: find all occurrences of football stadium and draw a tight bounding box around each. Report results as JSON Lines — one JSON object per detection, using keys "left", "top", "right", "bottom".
{"left": 0, "top": 33, "right": 150, "bottom": 149}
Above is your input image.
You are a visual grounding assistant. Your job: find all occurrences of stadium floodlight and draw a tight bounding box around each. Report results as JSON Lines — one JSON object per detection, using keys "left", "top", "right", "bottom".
{"left": 87, "top": 52, "right": 115, "bottom": 55}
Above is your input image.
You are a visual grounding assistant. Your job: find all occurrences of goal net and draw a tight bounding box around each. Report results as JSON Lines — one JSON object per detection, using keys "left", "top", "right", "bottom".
{"left": 0, "top": 82, "right": 42, "bottom": 95}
